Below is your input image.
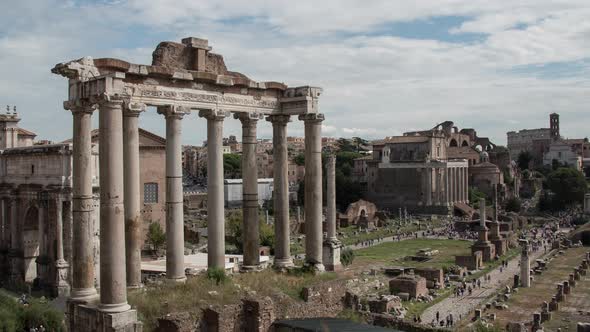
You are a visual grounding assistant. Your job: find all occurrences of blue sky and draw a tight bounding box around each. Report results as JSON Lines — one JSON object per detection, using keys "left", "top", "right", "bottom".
{"left": 0, "top": 0, "right": 589, "bottom": 145}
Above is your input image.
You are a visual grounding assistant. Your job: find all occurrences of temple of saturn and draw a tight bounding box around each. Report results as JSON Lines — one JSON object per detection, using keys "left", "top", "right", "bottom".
{"left": 51, "top": 37, "right": 339, "bottom": 331}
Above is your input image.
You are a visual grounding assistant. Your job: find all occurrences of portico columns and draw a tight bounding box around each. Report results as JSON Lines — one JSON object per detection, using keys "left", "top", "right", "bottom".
{"left": 300, "top": 113, "right": 325, "bottom": 272}
{"left": 268, "top": 115, "right": 293, "bottom": 268}
{"left": 159, "top": 105, "right": 190, "bottom": 281}
{"left": 425, "top": 167, "right": 432, "bottom": 207}
{"left": 326, "top": 155, "right": 337, "bottom": 241}
{"left": 69, "top": 104, "right": 98, "bottom": 301}
{"left": 199, "top": 109, "right": 229, "bottom": 269}
{"left": 98, "top": 99, "right": 130, "bottom": 312}
{"left": 123, "top": 102, "right": 145, "bottom": 288}
{"left": 458, "top": 167, "right": 464, "bottom": 203}
{"left": 236, "top": 112, "right": 263, "bottom": 270}
{"left": 464, "top": 167, "right": 469, "bottom": 203}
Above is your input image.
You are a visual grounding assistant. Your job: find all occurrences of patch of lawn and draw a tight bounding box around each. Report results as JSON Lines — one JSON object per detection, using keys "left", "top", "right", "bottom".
{"left": 354, "top": 238, "right": 472, "bottom": 269}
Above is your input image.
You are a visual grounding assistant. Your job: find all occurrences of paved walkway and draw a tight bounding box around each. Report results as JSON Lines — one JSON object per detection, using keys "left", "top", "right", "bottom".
{"left": 420, "top": 246, "right": 547, "bottom": 326}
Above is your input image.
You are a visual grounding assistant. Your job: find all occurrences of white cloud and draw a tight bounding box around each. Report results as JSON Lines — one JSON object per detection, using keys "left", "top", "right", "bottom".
{"left": 0, "top": 0, "right": 588, "bottom": 146}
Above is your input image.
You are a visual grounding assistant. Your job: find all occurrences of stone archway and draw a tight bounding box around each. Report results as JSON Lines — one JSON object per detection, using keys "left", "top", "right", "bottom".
{"left": 449, "top": 139, "right": 458, "bottom": 147}
{"left": 23, "top": 205, "right": 40, "bottom": 283}
{"left": 461, "top": 140, "right": 469, "bottom": 147}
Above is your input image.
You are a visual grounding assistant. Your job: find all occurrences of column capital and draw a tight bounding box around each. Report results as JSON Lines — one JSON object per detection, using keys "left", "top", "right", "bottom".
{"left": 158, "top": 105, "right": 191, "bottom": 119}
{"left": 198, "top": 109, "right": 229, "bottom": 121}
{"left": 234, "top": 112, "right": 264, "bottom": 124}
{"left": 64, "top": 100, "right": 98, "bottom": 115}
{"left": 298, "top": 113, "right": 324, "bottom": 123}
{"left": 266, "top": 114, "right": 291, "bottom": 125}
{"left": 123, "top": 101, "right": 146, "bottom": 117}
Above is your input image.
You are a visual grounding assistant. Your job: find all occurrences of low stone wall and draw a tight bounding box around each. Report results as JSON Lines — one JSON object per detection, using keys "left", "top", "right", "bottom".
{"left": 372, "top": 313, "right": 451, "bottom": 332}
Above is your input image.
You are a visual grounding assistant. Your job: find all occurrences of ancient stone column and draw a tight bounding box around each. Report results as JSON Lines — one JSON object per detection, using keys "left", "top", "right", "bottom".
{"left": 433, "top": 169, "right": 440, "bottom": 206}
{"left": 98, "top": 99, "right": 130, "bottom": 312}
{"left": 54, "top": 196, "right": 70, "bottom": 297}
{"left": 123, "top": 102, "right": 145, "bottom": 288}
{"left": 159, "top": 105, "right": 190, "bottom": 281}
{"left": 323, "top": 154, "right": 341, "bottom": 271}
{"left": 236, "top": 112, "right": 263, "bottom": 270}
{"left": 444, "top": 168, "right": 450, "bottom": 207}
{"left": 199, "top": 109, "right": 229, "bottom": 269}
{"left": 464, "top": 167, "right": 469, "bottom": 203}
{"left": 425, "top": 167, "right": 432, "bottom": 207}
{"left": 459, "top": 167, "right": 464, "bottom": 202}
{"left": 520, "top": 239, "right": 531, "bottom": 287}
{"left": 450, "top": 168, "right": 455, "bottom": 203}
{"left": 300, "top": 113, "right": 325, "bottom": 272}
{"left": 267, "top": 114, "right": 293, "bottom": 268}
{"left": 326, "top": 155, "right": 337, "bottom": 241}
{"left": 69, "top": 103, "right": 98, "bottom": 301}
{"left": 479, "top": 198, "right": 486, "bottom": 228}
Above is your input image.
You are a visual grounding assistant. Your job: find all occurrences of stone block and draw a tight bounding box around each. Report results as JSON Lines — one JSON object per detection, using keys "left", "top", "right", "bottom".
{"left": 389, "top": 275, "right": 428, "bottom": 299}
{"left": 414, "top": 267, "right": 444, "bottom": 287}
{"left": 367, "top": 295, "right": 402, "bottom": 314}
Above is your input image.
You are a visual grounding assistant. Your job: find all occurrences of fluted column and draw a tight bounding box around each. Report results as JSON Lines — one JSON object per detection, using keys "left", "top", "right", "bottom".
{"left": 300, "top": 113, "right": 325, "bottom": 271}
{"left": 98, "top": 99, "right": 130, "bottom": 313}
{"left": 55, "top": 195, "right": 70, "bottom": 296}
{"left": 236, "top": 112, "right": 263, "bottom": 270}
{"left": 68, "top": 103, "right": 98, "bottom": 302}
{"left": 267, "top": 115, "right": 293, "bottom": 268}
{"left": 123, "top": 102, "right": 145, "bottom": 288}
{"left": 199, "top": 109, "right": 229, "bottom": 269}
{"left": 458, "top": 167, "right": 464, "bottom": 203}
{"left": 444, "top": 168, "right": 449, "bottom": 207}
{"left": 158, "top": 105, "right": 189, "bottom": 281}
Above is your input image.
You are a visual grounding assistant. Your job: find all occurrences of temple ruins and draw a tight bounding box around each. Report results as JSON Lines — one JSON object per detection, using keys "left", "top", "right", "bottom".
{"left": 50, "top": 37, "right": 327, "bottom": 332}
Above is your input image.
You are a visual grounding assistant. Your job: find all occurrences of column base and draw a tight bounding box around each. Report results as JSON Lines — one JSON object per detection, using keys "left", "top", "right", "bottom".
{"left": 323, "top": 239, "right": 342, "bottom": 272}
{"left": 240, "top": 264, "right": 264, "bottom": 272}
{"left": 273, "top": 257, "right": 294, "bottom": 269}
{"left": 99, "top": 302, "right": 132, "bottom": 313}
{"left": 71, "top": 287, "right": 99, "bottom": 303}
{"left": 304, "top": 261, "right": 325, "bottom": 274}
{"left": 166, "top": 276, "right": 187, "bottom": 284}
{"left": 69, "top": 301, "right": 142, "bottom": 332}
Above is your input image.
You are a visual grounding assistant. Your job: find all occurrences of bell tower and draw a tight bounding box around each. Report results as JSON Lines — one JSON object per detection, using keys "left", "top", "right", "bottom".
{"left": 550, "top": 113, "right": 560, "bottom": 140}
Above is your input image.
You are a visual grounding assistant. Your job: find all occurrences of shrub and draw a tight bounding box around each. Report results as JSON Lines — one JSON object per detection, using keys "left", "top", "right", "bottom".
{"left": 206, "top": 267, "right": 227, "bottom": 285}
{"left": 340, "top": 248, "right": 355, "bottom": 267}
{"left": 0, "top": 293, "right": 64, "bottom": 332}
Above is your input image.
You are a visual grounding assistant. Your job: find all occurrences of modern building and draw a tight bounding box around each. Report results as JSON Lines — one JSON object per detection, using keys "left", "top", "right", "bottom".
{"left": 224, "top": 178, "right": 274, "bottom": 208}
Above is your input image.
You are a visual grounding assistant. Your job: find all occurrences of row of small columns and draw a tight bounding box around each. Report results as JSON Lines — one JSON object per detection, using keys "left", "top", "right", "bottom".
{"left": 67, "top": 98, "right": 327, "bottom": 312}
{"left": 419, "top": 166, "right": 468, "bottom": 207}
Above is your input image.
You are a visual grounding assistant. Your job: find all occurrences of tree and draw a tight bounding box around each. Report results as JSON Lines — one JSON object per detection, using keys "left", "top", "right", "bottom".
{"left": 505, "top": 197, "right": 521, "bottom": 212}
{"left": 517, "top": 151, "right": 533, "bottom": 170}
{"left": 340, "top": 248, "right": 355, "bottom": 267}
{"left": 351, "top": 137, "right": 369, "bottom": 153}
{"left": 293, "top": 153, "right": 305, "bottom": 166}
{"left": 336, "top": 138, "right": 356, "bottom": 152}
{"left": 146, "top": 222, "right": 166, "bottom": 253}
{"left": 546, "top": 167, "right": 588, "bottom": 209}
{"left": 223, "top": 153, "right": 242, "bottom": 178}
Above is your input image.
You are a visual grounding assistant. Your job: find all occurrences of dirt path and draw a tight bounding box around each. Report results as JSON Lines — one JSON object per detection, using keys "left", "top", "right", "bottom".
{"left": 420, "top": 246, "right": 547, "bottom": 326}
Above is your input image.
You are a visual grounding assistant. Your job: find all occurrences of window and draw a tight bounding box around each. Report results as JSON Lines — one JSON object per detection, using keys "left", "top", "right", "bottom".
{"left": 31, "top": 165, "right": 35, "bottom": 174}
{"left": 144, "top": 183, "right": 158, "bottom": 204}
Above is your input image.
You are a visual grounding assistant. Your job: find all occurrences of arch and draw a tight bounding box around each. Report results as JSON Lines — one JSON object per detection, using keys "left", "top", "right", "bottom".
{"left": 23, "top": 205, "right": 40, "bottom": 283}
{"left": 461, "top": 140, "right": 469, "bottom": 147}
{"left": 449, "top": 139, "right": 458, "bottom": 147}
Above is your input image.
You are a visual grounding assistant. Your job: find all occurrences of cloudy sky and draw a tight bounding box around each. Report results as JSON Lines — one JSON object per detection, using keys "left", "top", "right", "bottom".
{"left": 1, "top": 0, "right": 589, "bottom": 145}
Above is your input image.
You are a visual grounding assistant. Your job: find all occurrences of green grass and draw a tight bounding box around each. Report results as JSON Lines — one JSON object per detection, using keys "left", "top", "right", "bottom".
{"left": 129, "top": 268, "right": 338, "bottom": 331}
{"left": 340, "top": 219, "right": 446, "bottom": 246}
{"left": 404, "top": 287, "right": 453, "bottom": 319}
{"left": 354, "top": 238, "right": 472, "bottom": 269}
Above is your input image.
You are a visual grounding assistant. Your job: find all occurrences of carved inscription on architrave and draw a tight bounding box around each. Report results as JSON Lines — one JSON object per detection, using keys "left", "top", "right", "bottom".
{"left": 140, "top": 90, "right": 277, "bottom": 108}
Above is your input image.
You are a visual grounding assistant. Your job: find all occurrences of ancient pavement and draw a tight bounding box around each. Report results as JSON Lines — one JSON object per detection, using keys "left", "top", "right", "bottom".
{"left": 420, "top": 246, "right": 547, "bottom": 325}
